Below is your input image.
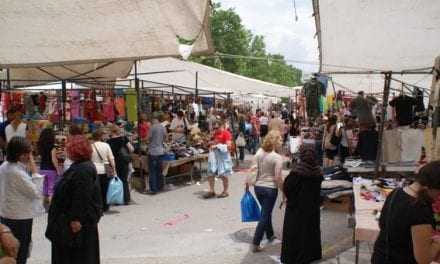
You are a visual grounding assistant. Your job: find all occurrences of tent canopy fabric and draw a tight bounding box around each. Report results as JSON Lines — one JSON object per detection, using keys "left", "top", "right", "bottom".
{"left": 130, "top": 57, "right": 296, "bottom": 97}
{"left": 0, "top": 0, "right": 213, "bottom": 87}
{"left": 313, "top": 0, "right": 440, "bottom": 94}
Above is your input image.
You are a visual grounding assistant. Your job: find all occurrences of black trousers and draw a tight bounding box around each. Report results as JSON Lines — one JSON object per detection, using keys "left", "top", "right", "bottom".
{"left": 0, "top": 217, "right": 33, "bottom": 264}
{"left": 98, "top": 174, "right": 110, "bottom": 211}
{"left": 238, "top": 147, "right": 245, "bottom": 161}
{"left": 116, "top": 162, "right": 130, "bottom": 204}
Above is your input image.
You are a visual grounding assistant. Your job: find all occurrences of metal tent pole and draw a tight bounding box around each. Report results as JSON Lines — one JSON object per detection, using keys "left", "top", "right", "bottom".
{"left": 375, "top": 72, "right": 392, "bottom": 178}
{"left": 61, "top": 80, "right": 67, "bottom": 131}
{"left": 134, "top": 61, "right": 140, "bottom": 129}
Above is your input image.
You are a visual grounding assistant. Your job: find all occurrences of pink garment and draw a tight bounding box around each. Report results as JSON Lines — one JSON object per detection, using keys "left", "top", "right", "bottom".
{"left": 69, "top": 91, "right": 80, "bottom": 119}
{"left": 102, "top": 97, "right": 115, "bottom": 122}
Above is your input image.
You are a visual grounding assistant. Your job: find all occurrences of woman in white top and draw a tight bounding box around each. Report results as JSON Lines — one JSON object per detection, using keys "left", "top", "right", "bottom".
{"left": 91, "top": 129, "right": 116, "bottom": 212}
{"left": 246, "top": 130, "right": 284, "bottom": 252}
{"left": 0, "top": 136, "right": 42, "bottom": 264}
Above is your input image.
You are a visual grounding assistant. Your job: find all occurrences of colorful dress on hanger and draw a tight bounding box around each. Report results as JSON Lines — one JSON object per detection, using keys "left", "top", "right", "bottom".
{"left": 102, "top": 97, "right": 115, "bottom": 122}
{"left": 69, "top": 91, "right": 81, "bottom": 120}
{"left": 114, "top": 97, "right": 126, "bottom": 118}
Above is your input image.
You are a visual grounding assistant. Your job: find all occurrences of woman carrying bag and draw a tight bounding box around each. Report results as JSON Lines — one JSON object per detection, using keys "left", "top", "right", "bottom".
{"left": 108, "top": 125, "right": 134, "bottom": 205}
{"left": 245, "top": 130, "right": 284, "bottom": 253}
{"left": 322, "top": 115, "right": 339, "bottom": 167}
{"left": 91, "top": 129, "right": 116, "bottom": 212}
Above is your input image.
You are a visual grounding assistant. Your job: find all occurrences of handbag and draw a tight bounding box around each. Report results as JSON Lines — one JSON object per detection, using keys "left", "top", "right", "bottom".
{"left": 330, "top": 128, "right": 341, "bottom": 146}
{"left": 93, "top": 143, "right": 114, "bottom": 177}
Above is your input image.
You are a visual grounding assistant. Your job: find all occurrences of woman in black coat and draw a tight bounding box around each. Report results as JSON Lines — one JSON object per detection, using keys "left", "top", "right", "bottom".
{"left": 281, "top": 145, "right": 323, "bottom": 264}
{"left": 46, "top": 135, "right": 102, "bottom": 264}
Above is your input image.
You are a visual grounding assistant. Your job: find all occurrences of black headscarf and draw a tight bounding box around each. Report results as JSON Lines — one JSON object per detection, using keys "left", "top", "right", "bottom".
{"left": 283, "top": 145, "right": 323, "bottom": 203}
{"left": 294, "top": 145, "right": 322, "bottom": 178}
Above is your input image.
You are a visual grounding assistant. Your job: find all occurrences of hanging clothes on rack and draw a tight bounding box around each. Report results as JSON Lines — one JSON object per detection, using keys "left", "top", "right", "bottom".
{"left": 69, "top": 90, "right": 81, "bottom": 119}
{"left": 413, "top": 87, "right": 425, "bottom": 113}
{"left": 303, "top": 78, "right": 325, "bottom": 119}
{"left": 389, "top": 95, "right": 417, "bottom": 126}
{"left": 39, "top": 93, "right": 47, "bottom": 114}
{"left": 125, "top": 89, "right": 138, "bottom": 122}
{"left": 350, "top": 93, "right": 377, "bottom": 127}
{"left": 115, "top": 96, "right": 126, "bottom": 118}
{"left": 102, "top": 96, "right": 115, "bottom": 122}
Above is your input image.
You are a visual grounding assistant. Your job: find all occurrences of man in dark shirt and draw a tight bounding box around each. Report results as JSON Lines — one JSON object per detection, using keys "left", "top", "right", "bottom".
{"left": 389, "top": 95, "right": 417, "bottom": 126}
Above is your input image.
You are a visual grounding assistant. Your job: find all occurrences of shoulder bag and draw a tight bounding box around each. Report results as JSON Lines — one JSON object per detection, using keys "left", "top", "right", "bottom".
{"left": 330, "top": 127, "right": 341, "bottom": 146}
{"left": 93, "top": 143, "right": 114, "bottom": 177}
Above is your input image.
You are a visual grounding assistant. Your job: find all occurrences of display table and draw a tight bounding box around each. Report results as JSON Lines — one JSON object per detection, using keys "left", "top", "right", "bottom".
{"left": 345, "top": 162, "right": 416, "bottom": 179}
{"left": 162, "top": 154, "right": 209, "bottom": 185}
{"left": 352, "top": 179, "right": 384, "bottom": 264}
{"left": 131, "top": 153, "right": 209, "bottom": 187}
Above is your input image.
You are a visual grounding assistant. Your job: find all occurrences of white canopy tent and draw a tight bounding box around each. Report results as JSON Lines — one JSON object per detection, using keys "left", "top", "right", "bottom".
{"left": 129, "top": 57, "right": 296, "bottom": 98}
{"left": 0, "top": 0, "right": 213, "bottom": 87}
{"left": 313, "top": 0, "right": 440, "bottom": 94}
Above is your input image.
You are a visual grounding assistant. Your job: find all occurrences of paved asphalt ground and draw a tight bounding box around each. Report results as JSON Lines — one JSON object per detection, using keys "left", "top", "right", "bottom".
{"left": 28, "top": 158, "right": 372, "bottom": 264}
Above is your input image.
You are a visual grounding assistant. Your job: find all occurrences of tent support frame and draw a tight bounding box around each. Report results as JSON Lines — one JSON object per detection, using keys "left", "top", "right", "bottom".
{"left": 374, "top": 72, "right": 392, "bottom": 178}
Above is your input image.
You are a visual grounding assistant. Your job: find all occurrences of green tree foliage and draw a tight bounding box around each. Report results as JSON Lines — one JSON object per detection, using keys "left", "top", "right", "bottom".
{"left": 192, "top": 3, "right": 302, "bottom": 87}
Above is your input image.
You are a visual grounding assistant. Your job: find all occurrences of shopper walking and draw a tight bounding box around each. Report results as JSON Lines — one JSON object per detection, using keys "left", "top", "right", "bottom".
{"left": 0, "top": 137, "right": 42, "bottom": 264}
{"left": 281, "top": 145, "right": 323, "bottom": 263}
{"left": 108, "top": 126, "right": 134, "bottom": 205}
{"left": 146, "top": 117, "right": 167, "bottom": 194}
{"left": 337, "top": 118, "right": 354, "bottom": 165}
{"left": 322, "top": 115, "right": 338, "bottom": 167}
{"left": 268, "top": 112, "right": 284, "bottom": 134}
{"left": 259, "top": 112, "right": 269, "bottom": 138}
{"left": 204, "top": 120, "right": 233, "bottom": 199}
{"left": 5, "top": 112, "right": 27, "bottom": 143}
{"left": 91, "top": 129, "right": 116, "bottom": 212}
{"left": 0, "top": 110, "right": 15, "bottom": 165}
{"left": 45, "top": 135, "right": 102, "bottom": 264}
{"left": 246, "top": 130, "right": 283, "bottom": 252}
{"left": 372, "top": 161, "right": 440, "bottom": 264}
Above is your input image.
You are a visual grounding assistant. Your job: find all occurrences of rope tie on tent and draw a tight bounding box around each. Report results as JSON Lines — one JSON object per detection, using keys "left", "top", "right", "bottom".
{"left": 293, "top": 0, "right": 299, "bottom": 22}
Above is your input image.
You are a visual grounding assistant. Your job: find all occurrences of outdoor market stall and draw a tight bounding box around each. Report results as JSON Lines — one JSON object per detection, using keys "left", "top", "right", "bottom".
{"left": 313, "top": 1, "right": 440, "bottom": 262}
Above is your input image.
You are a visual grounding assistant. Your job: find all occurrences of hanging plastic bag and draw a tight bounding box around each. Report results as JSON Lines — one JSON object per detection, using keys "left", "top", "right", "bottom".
{"left": 208, "top": 151, "right": 217, "bottom": 175}
{"left": 106, "top": 177, "right": 124, "bottom": 205}
{"left": 240, "top": 191, "right": 261, "bottom": 222}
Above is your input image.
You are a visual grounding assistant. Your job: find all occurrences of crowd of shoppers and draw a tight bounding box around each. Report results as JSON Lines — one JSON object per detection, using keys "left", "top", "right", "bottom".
{"left": 0, "top": 101, "right": 439, "bottom": 264}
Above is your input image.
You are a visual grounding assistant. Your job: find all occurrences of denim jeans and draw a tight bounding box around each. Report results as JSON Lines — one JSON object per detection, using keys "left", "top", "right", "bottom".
{"left": 253, "top": 186, "right": 278, "bottom": 246}
{"left": 247, "top": 136, "right": 258, "bottom": 155}
{"left": 148, "top": 155, "right": 163, "bottom": 192}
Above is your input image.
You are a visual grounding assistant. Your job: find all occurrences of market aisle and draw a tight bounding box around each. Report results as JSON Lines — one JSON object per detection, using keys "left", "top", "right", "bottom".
{"left": 28, "top": 160, "right": 367, "bottom": 264}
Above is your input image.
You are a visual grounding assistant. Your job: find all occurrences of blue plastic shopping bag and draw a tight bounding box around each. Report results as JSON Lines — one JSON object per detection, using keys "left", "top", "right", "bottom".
{"left": 241, "top": 191, "right": 261, "bottom": 222}
{"left": 106, "top": 177, "right": 124, "bottom": 205}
